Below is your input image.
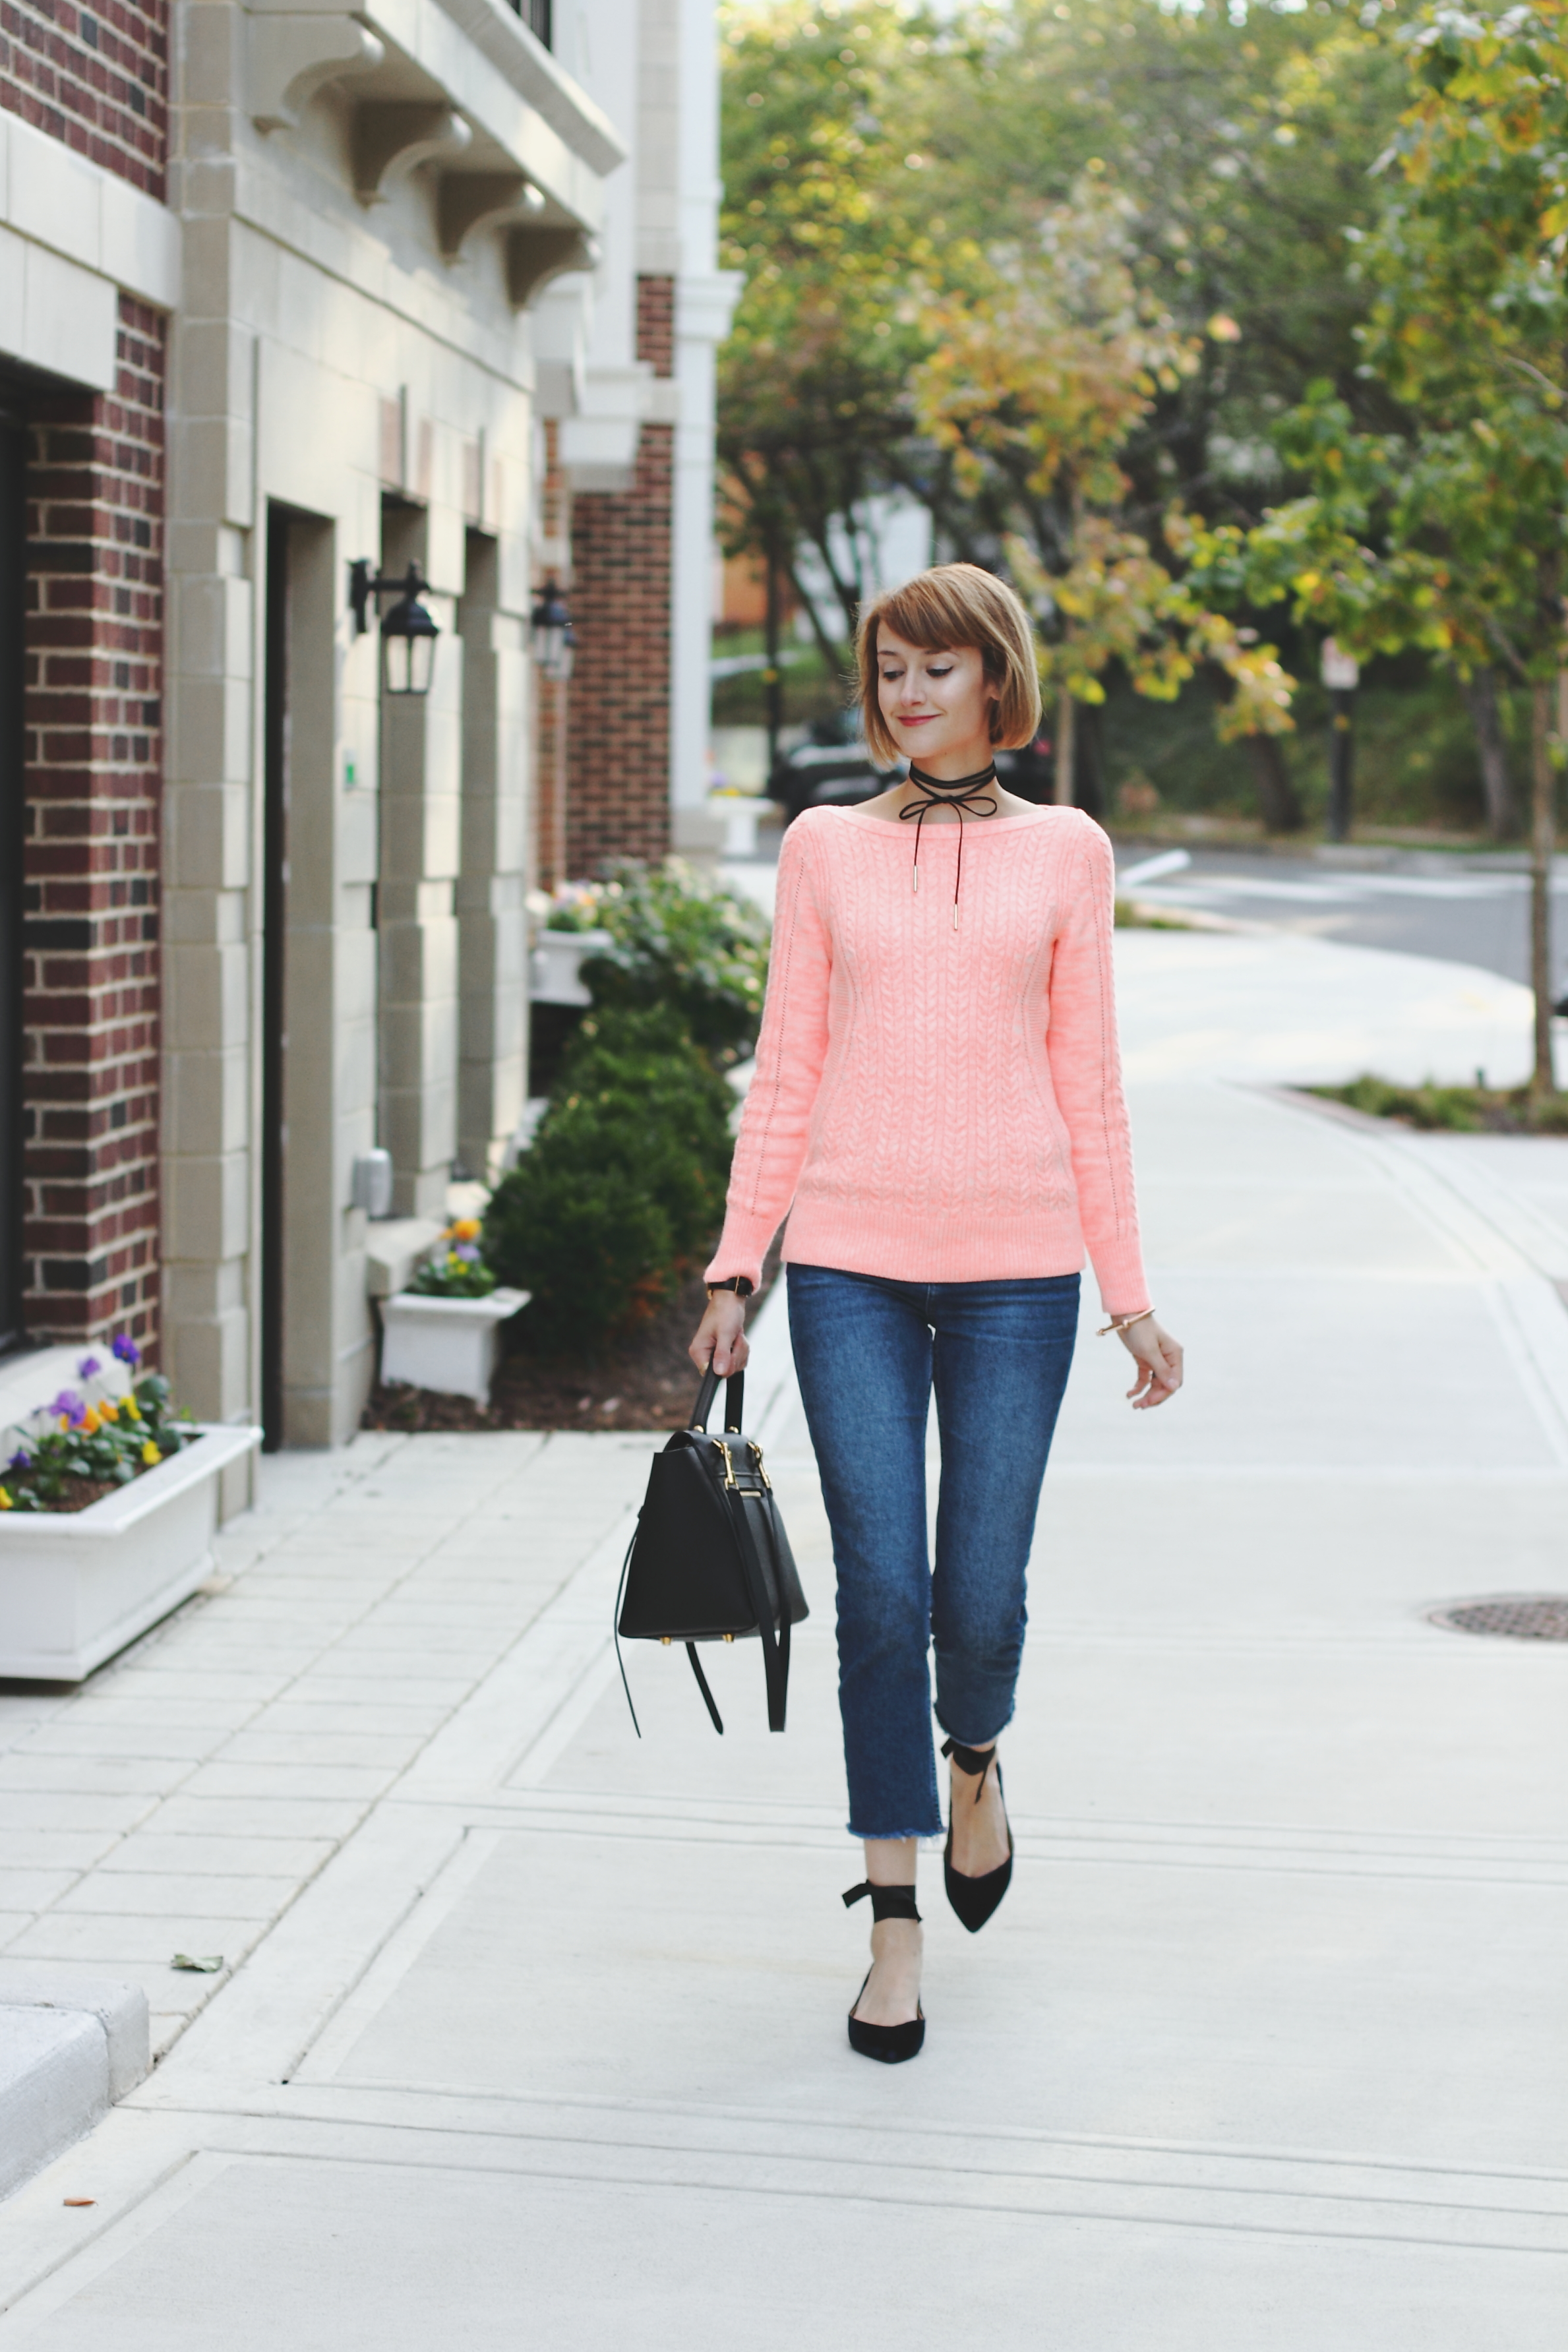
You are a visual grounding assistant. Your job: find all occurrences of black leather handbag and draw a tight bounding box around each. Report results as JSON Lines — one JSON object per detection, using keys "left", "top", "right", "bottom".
{"left": 615, "top": 1366, "right": 807, "bottom": 1735}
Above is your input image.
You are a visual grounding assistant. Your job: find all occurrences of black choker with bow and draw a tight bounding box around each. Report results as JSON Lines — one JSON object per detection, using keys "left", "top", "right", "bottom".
{"left": 899, "top": 760, "right": 999, "bottom": 928}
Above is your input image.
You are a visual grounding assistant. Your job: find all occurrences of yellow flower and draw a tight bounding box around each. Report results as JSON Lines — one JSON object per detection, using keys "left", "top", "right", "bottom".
{"left": 140, "top": 1439, "right": 162, "bottom": 1467}
{"left": 98, "top": 1400, "right": 119, "bottom": 1423}
{"left": 121, "top": 1395, "right": 141, "bottom": 1420}
{"left": 81, "top": 1407, "right": 101, "bottom": 1434}
{"left": 0, "top": 1487, "right": 11, "bottom": 1510}
{"left": 451, "top": 1219, "right": 482, "bottom": 1243}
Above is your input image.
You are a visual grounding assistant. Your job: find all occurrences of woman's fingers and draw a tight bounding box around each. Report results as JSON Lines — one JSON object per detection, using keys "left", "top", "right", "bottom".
{"left": 1118, "top": 1319, "right": 1183, "bottom": 1409}
{"left": 687, "top": 1298, "right": 750, "bottom": 1377}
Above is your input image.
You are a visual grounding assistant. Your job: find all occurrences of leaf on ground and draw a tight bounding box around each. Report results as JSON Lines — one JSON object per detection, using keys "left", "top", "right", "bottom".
{"left": 171, "top": 1952, "right": 224, "bottom": 1973}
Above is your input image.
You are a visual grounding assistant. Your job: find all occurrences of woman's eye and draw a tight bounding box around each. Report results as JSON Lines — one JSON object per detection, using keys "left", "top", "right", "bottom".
{"left": 928, "top": 665, "right": 952, "bottom": 678}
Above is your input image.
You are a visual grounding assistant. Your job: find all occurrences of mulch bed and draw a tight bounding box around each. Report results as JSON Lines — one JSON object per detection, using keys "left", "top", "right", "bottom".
{"left": 360, "top": 1246, "right": 781, "bottom": 1435}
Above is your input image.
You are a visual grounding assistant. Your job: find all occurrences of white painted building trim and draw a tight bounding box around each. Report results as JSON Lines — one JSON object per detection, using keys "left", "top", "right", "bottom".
{"left": 0, "top": 112, "right": 181, "bottom": 390}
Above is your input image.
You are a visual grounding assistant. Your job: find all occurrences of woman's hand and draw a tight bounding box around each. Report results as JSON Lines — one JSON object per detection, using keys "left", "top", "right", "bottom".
{"left": 689, "top": 1291, "right": 750, "bottom": 1379}
{"left": 1116, "top": 1314, "right": 1183, "bottom": 1409}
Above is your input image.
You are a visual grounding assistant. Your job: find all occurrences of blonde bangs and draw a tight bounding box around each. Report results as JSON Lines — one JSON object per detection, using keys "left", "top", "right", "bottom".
{"left": 854, "top": 564, "right": 1043, "bottom": 764}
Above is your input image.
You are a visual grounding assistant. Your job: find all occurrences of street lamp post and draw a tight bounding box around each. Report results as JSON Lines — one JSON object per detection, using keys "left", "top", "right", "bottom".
{"left": 1321, "top": 637, "right": 1360, "bottom": 843}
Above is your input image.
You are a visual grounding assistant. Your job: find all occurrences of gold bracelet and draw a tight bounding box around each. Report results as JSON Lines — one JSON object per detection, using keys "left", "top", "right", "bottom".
{"left": 1097, "top": 1307, "right": 1155, "bottom": 1338}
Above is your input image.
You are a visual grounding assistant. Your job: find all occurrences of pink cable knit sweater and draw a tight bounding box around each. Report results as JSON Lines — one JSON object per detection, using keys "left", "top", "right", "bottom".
{"left": 706, "top": 802, "right": 1150, "bottom": 1311}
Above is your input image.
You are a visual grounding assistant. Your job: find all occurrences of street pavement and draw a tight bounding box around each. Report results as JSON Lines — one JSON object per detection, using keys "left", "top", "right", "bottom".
{"left": 1117, "top": 842, "right": 1568, "bottom": 992}
{"left": 1, "top": 930, "right": 1565, "bottom": 2347}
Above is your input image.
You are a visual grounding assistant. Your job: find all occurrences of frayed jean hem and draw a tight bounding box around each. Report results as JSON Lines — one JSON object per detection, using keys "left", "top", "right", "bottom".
{"left": 847, "top": 1819, "right": 945, "bottom": 1843}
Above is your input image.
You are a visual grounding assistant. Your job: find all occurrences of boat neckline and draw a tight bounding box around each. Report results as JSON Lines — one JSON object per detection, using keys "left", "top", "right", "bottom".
{"left": 833, "top": 801, "right": 1062, "bottom": 837}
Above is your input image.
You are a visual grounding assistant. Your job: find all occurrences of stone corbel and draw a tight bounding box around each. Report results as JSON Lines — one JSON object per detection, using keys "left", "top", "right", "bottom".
{"left": 352, "top": 103, "right": 473, "bottom": 204}
{"left": 249, "top": 14, "right": 384, "bottom": 133}
{"left": 507, "top": 226, "right": 598, "bottom": 311}
{"left": 437, "top": 171, "right": 545, "bottom": 262}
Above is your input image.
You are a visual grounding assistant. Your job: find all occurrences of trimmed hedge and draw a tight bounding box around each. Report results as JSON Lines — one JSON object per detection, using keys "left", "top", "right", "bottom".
{"left": 578, "top": 860, "right": 769, "bottom": 1066}
{"left": 485, "top": 1004, "right": 736, "bottom": 1354}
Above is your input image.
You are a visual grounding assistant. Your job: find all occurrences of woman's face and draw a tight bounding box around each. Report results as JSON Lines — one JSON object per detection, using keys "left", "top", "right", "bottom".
{"left": 874, "top": 626, "right": 998, "bottom": 771}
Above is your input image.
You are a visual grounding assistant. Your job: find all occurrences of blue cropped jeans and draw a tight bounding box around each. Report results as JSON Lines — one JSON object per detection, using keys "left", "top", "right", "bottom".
{"left": 786, "top": 1263, "right": 1080, "bottom": 1841}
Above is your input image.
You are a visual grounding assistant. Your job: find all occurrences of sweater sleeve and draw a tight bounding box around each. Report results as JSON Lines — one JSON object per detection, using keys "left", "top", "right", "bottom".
{"left": 1044, "top": 815, "right": 1151, "bottom": 1317}
{"left": 705, "top": 818, "right": 833, "bottom": 1290}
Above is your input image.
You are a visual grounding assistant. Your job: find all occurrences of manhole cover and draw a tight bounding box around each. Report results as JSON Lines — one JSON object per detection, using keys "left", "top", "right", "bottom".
{"left": 1430, "top": 1596, "right": 1568, "bottom": 1642}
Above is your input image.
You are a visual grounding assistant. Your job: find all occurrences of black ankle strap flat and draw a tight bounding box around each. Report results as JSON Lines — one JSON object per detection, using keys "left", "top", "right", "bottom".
{"left": 842, "top": 1881, "right": 925, "bottom": 2063}
{"left": 941, "top": 1739, "right": 1013, "bottom": 1933}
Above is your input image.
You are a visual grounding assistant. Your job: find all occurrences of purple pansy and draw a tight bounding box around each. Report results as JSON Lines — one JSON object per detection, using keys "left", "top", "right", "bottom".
{"left": 454, "top": 1243, "right": 481, "bottom": 1263}
{"left": 50, "top": 1391, "right": 86, "bottom": 1428}
{"left": 111, "top": 1333, "right": 142, "bottom": 1368}
{"left": 77, "top": 1354, "right": 102, "bottom": 1379}
{"left": 7, "top": 1449, "right": 30, "bottom": 1473}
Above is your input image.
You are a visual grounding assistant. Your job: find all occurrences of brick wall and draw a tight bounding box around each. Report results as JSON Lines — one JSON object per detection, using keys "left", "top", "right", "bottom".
{"left": 20, "top": 291, "right": 165, "bottom": 1350}
{"left": 0, "top": 0, "right": 167, "bottom": 198}
{"left": 564, "top": 275, "right": 675, "bottom": 875}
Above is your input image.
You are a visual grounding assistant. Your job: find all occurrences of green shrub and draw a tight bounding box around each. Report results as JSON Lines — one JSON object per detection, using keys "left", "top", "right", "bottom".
{"left": 579, "top": 860, "right": 770, "bottom": 1065}
{"left": 1314, "top": 1073, "right": 1568, "bottom": 1133}
{"left": 485, "top": 1005, "right": 736, "bottom": 1354}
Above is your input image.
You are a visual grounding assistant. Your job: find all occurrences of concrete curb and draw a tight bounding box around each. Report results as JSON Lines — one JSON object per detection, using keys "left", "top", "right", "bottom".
{"left": 0, "top": 1970, "right": 150, "bottom": 2203}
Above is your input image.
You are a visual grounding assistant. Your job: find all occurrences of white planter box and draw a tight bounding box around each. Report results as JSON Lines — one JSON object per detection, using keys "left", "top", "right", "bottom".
{"left": 708, "top": 794, "right": 761, "bottom": 857}
{"left": 378, "top": 1288, "right": 529, "bottom": 1406}
{"left": 0, "top": 1423, "right": 262, "bottom": 1681}
{"left": 529, "top": 928, "right": 614, "bottom": 1006}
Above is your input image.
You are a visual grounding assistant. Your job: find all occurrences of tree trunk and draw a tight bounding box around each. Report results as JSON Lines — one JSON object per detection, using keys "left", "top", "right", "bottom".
{"left": 1246, "top": 733, "right": 1305, "bottom": 833}
{"left": 1053, "top": 690, "right": 1075, "bottom": 805}
{"left": 1463, "top": 668, "right": 1515, "bottom": 838}
{"left": 1074, "top": 700, "right": 1106, "bottom": 820}
{"left": 1528, "top": 677, "right": 1556, "bottom": 1099}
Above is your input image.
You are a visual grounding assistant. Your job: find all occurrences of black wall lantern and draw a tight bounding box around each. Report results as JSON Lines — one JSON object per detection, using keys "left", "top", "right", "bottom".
{"left": 530, "top": 580, "right": 576, "bottom": 683}
{"left": 349, "top": 558, "right": 440, "bottom": 698}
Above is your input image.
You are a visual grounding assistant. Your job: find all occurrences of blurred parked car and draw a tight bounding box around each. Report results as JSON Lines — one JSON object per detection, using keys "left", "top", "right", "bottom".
{"left": 771, "top": 717, "right": 899, "bottom": 823}
{"left": 773, "top": 719, "right": 1058, "bottom": 821}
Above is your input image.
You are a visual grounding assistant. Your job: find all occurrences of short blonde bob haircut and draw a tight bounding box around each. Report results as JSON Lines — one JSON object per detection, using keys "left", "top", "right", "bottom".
{"left": 855, "top": 563, "right": 1042, "bottom": 766}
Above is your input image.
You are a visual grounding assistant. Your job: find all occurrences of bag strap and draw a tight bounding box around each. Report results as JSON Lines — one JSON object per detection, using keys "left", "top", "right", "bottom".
{"left": 691, "top": 1366, "right": 746, "bottom": 1433}
{"left": 685, "top": 1644, "right": 725, "bottom": 1734}
{"left": 612, "top": 1522, "right": 642, "bottom": 1739}
{"left": 727, "top": 1486, "right": 791, "bottom": 1734}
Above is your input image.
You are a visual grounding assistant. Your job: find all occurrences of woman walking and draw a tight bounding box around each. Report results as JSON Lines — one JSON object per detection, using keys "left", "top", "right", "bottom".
{"left": 690, "top": 564, "right": 1182, "bottom": 2063}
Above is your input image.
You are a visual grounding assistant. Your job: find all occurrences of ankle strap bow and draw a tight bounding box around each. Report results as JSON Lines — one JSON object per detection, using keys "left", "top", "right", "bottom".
{"left": 942, "top": 1737, "right": 999, "bottom": 1801}
{"left": 842, "top": 1881, "right": 921, "bottom": 1923}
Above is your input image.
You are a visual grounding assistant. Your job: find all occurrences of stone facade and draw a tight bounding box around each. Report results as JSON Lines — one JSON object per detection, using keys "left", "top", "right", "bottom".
{"left": 0, "top": 0, "right": 736, "bottom": 1466}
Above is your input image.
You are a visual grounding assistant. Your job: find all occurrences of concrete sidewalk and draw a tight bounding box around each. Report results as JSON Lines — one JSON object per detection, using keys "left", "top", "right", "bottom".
{"left": 1, "top": 931, "right": 1565, "bottom": 2347}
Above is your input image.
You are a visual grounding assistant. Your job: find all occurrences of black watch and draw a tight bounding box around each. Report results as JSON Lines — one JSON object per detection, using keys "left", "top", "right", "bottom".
{"left": 706, "top": 1275, "right": 754, "bottom": 1298}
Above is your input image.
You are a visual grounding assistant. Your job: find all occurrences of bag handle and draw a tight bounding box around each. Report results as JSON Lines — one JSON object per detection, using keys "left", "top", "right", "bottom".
{"left": 691, "top": 1365, "right": 746, "bottom": 1433}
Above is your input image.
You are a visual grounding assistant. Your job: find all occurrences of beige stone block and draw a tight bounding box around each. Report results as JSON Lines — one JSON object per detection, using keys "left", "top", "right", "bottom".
{"left": 165, "top": 883, "right": 247, "bottom": 949}
{"left": 174, "top": 574, "right": 254, "bottom": 680}
{"left": 166, "top": 1303, "right": 251, "bottom": 1428}
{"left": 164, "top": 1255, "right": 245, "bottom": 1321}
{"left": 164, "top": 1046, "right": 249, "bottom": 1159}
{"left": 378, "top": 916, "right": 458, "bottom": 1007}
{"left": 172, "top": 318, "right": 252, "bottom": 421}
{"left": 166, "top": 1150, "right": 250, "bottom": 1266}
{"left": 377, "top": 1078, "right": 456, "bottom": 1179}
{"left": 167, "top": 941, "right": 249, "bottom": 1053}
{"left": 165, "top": 787, "right": 250, "bottom": 892}
{"left": 169, "top": 677, "right": 253, "bottom": 789}
{"left": 173, "top": 416, "right": 254, "bottom": 529}
{"left": 179, "top": 213, "right": 235, "bottom": 313}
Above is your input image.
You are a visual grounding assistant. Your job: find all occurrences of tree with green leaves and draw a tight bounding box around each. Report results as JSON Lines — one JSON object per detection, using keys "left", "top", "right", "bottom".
{"left": 1180, "top": 0, "right": 1568, "bottom": 1087}
{"left": 913, "top": 176, "right": 1297, "bottom": 804}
